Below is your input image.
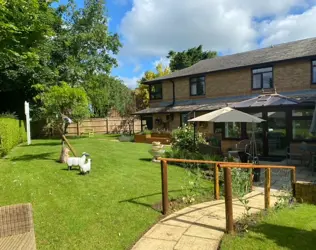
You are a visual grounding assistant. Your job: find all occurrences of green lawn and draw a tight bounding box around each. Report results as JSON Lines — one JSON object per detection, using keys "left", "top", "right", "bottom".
{"left": 221, "top": 204, "right": 316, "bottom": 250}
{"left": 0, "top": 135, "right": 212, "bottom": 249}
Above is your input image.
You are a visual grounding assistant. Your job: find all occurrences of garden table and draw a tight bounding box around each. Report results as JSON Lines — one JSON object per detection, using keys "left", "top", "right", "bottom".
{"left": 304, "top": 145, "right": 316, "bottom": 172}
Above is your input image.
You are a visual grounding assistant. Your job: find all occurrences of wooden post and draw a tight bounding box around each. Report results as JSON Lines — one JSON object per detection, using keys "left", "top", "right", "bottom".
{"left": 224, "top": 167, "right": 234, "bottom": 234}
{"left": 264, "top": 168, "right": 271, "bottom": 209}
{"left": 132, "top": 119, "right": 135, "bottom": 135}
{"left": 62, "top": 135, "right": 77, "bottom": 157}
{"left": 161, "top": 160, "right": 169, "bottom": 215}
{"left": 249, "top": 168, "right": 253, "bottom": 191}
{"left": 291, "top": 168, "right": 296, "bottom": 198}
{"left": 106, "top": 118, "right": 109, "bottom": 134}
{"left": 214, "top": 164, "right": 220, "bottom": 200}
{"left": 76, "top": 122, "right": 80, "bottom": 136}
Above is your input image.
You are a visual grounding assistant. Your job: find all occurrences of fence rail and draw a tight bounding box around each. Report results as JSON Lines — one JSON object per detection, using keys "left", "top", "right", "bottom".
{"left": 67, "top": 118, "right": 141, "bottom": 135}
{"left": 158, "top": 158, "right": 296, "bottom": 234}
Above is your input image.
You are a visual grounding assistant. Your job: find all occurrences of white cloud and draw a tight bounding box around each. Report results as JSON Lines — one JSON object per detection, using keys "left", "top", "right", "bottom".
{"left": 119, "top": 0, "right": 314, "bottom": 58}
{"left": 120, "top": 72, "right": 144, "bottom": 89}
{"left": 133, "top": 63, "right": 142, "bottom": 73}
{"left": 152, "top": 57, "right": 170, "bottom": 68}
{"left": 259, "top": 6, "right": 316, "bottom": 47}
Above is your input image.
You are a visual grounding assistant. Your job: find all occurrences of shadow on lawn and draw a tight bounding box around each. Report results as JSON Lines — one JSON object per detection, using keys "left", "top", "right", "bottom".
{"left": 120, "top": 188, "right": 209, "bottom": 212}
{"left": 120, "top": 190, "right": 182, "bottom": 212}
{"left": 11, "top": 152, "right": 56, "bottom": 162}
{"left": 21, "top": 141, "right": 61, "bottom": 147}
{"left": 249, "top": 223, "right": 316, "bottom": 249}
{"left": 139, "top": 158, "right": 152, "bottom": 162}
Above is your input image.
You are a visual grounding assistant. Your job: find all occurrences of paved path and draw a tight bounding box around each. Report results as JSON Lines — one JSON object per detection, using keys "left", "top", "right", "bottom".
{"left": 132, "top": 190, "right": 279, "bottom": 250}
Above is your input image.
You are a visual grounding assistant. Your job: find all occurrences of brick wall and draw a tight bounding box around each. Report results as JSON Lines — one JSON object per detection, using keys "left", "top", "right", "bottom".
{"left": 149, "top": 58, "right": 313, "bottom": 106}
{"left": 274, "top": 60, "right": 311, "bottom": 91}
{"left": 152, "top": 113, "right": 180, "bottom": 131}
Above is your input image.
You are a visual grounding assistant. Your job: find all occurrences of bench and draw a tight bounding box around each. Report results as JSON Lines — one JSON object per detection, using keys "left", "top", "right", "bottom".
{"left": 81, "top": 128, "right": 95, "bottom": 138}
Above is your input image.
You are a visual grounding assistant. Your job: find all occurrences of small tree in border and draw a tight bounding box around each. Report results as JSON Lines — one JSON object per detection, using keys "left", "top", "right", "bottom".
{"left": 37, "top": 82, "right": 90, "bottom": 159}
{"left": 40, "top": 82, "right": 90, "bottom": 131}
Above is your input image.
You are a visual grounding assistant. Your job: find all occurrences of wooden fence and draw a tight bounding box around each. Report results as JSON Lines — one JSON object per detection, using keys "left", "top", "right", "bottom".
{"left": 66, "top": 117, "right": 141, "bottom": 136}
{"left": 158, "top": 158, "right": 296, "bottom": 234}
{"left": 31, "top": 117, "right": 141, "bottom": 138}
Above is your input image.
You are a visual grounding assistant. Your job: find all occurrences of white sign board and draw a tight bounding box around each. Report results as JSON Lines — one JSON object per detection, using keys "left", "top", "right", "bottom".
{"left": 24, "top": 101, "right": 31, "bottom": 145}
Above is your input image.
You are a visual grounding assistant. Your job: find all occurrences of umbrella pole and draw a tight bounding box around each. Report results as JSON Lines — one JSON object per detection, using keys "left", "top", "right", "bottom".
{"left": 193, "top": 122, "right": 197, "bottom": 149}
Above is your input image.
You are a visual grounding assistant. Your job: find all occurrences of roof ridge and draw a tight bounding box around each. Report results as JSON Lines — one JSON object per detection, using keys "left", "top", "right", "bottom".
{"left": 145, "top": 36, "right": 316, "bottom": 83}
{"left": 200, "top": 37, "right": 316, "bottom": 63}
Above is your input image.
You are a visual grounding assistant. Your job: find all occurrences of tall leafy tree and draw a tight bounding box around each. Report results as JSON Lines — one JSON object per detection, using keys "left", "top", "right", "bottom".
{"left": 0, "top": 0, "right": 60, "bottom": 92}
{"left": 167, "top": 45, "right": 217, "bottom": 71}
{"left": 51, "top": 0, "right": 121, "bottom": 86}
{"left": 134, "top": 63, "right": 171, "bottom": 110}
{"left": 85, "top": 74, "right": 133, "bottom": 117}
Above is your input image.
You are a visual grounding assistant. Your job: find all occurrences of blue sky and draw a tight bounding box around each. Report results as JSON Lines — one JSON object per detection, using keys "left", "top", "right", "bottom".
{"left": 56, "top": 0, "right": 316, "bottom": 89}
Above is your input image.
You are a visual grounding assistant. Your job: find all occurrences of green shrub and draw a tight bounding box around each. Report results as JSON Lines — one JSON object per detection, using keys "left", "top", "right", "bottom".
{"left": 118, "top": 135, "right": 134, "bottom": 142}
{"left": 172, "top": 124, "right": 206, "bottom": 152}
{"left": 0, "top": 118, "right": 26, "bottom": 156}
{"left": 165, "top": 148, "right": 223, "bottom": 169}
{"left": 218, "top": 167, "right": 252, "bottom": 197}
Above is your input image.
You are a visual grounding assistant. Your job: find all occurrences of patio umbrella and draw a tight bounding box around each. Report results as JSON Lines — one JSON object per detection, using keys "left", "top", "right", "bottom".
{"left": 309, "top": 103, "right": 316, "bottom": 135}
{"left": 188, "top": 107, "right": 264, "bottom": 123}
{"left": 189, "top": 107, "right": 265, "bottom": 179}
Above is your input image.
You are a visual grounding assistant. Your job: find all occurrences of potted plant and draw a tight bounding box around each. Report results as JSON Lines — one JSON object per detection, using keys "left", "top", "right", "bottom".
{"left": 143, "top": 129, "right": 151, "bottom": 139}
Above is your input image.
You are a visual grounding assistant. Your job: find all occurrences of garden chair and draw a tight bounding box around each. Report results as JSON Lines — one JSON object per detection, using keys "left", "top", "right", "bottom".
{"left": 286, "top": 142, "right": 308, "bottom": 166}
{"left": 80, "top": 128, "right": 95, "bottom": 138}
{"left": 198, "top": 143, "right": 222, "bottom": 156}
{"left": 235, "top": 139, "right": 250, "bottom": 152}
{"left": 0, "top": 203, "right": 36, "bottom": 250}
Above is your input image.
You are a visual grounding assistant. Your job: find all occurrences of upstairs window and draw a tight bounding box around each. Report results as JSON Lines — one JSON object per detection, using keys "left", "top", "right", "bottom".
{"left": 312, "top": 60, "right": 316, "bottom": 84}
{"left": 252, "top": 67, "right": 273, "bottom": 90}
{"left": 190, "top": 76, "right": 205, "bottom": 96}
{"left": 149, "top": 83, "right": 162, "bottom": 100}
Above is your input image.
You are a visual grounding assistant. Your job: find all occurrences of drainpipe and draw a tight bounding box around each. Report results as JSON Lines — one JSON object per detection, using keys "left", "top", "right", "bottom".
{"left": 171, "top": 80, "right": 175, "bottom": 106}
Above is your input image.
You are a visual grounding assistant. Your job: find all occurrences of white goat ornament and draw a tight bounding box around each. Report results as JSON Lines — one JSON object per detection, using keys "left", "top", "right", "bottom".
{"left": 80, "top": 159, "right": 91, "bottom": 174}
{"left": 67, "top": 152, "right": 89, "bottom": 170}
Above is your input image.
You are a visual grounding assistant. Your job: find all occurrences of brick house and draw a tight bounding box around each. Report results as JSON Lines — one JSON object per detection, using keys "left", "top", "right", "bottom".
{"left": 135, "top": 37, "right": 316, "bottom": 158}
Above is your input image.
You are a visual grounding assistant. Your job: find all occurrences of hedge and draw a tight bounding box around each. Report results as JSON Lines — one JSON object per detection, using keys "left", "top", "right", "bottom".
{"left": 0, "top": 118, "right": 26, "bottom": 156}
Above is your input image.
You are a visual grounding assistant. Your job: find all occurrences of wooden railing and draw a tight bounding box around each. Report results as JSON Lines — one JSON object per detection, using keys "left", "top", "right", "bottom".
{"left": 159, "top": 158, "right": 296, "bottom": 234}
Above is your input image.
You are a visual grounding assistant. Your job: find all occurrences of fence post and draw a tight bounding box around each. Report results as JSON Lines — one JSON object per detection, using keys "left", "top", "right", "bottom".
{"left": 264, "top": 168, "right": 271, "bottom": 209}
{"left": 224, "top": 167, "right": 234, "bottom": 234}
{"left": 106, "top": 118, "right": 109, "bottom": 134}
{"left": 76, "top": 122, "right": 80, "bottom": 136}
{"left": 161, "top": 160, "right": 169, "bottom": 215}
{"left": 214, "top": 164, "right": 220, "bottom": 200}
{"left": 249, "top": 169, "right": 253, "bottom": 191}
{"left": 291, "top": 168, "right": 296, "bottom": 198}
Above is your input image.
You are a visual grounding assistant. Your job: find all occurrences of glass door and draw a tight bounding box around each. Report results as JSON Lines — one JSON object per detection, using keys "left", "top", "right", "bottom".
{"left": 267, "top": 111, "right": 287, "bottom": 156}
{"left": 246, "top": 112, "right": 264, "bottom": 156}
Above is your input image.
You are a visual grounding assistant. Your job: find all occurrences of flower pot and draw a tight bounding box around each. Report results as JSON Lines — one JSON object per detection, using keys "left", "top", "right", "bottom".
{"left": 149, "top": 141, "right": 165, "bottom": 162}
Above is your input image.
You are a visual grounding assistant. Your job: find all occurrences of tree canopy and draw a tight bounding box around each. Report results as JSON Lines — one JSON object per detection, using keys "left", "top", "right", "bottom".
{"left": 0, "top": 0, "right": 59, "bottom": 93}
{"left": 134, "top": 63, "right": 170, "bottom": 110}
{"left": 40, "top": 82, "right": 90, "bottom": 124}
{"left": 0, "top": 0, "right": 132, "bottom": 118}
{"left": 167, "top": 45, "right": 217, "bottom": 71}
{"left": 85, "top": 74, "right": 133, "bottom": 117}
{"left": 51, "top": 0, "right": 121, "bottom": 86}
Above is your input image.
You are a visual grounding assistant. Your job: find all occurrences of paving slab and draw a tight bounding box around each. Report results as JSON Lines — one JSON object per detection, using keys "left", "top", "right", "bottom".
{"left": 132, "top": 162, "right": 315, "bottom": 250}
{"left": 132, "top": 190, "right": 270, "bottom": 250}
{"left": 174, "top": 235, "right": 220, "bottom": 250}
{"left": 144, "top": 224, "right": 187, "bottom": 241}
{"left": 132, "top": 237, "right": 177, "bottom": 250}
